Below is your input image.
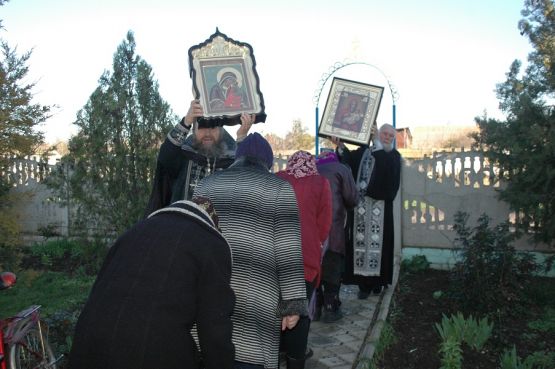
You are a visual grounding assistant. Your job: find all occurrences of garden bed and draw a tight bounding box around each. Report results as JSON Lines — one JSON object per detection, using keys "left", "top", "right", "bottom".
{"left": 375, "top": 268, "right": 555, "bottom": 369}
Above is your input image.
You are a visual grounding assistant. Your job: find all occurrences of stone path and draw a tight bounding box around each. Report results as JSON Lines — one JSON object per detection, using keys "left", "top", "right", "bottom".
{"left": 280, "top": 284, "right": 391, "bottom": 369}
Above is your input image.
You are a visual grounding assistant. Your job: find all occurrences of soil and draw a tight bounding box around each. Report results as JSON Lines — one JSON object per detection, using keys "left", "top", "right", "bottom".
{"left": 374, "top": 269, "right": 555, "bottom": 369}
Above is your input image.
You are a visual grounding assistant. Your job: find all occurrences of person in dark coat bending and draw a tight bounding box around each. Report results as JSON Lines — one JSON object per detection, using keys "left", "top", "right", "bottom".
{"left": 332, "top": 123, "right": 401, "bottom": 299}
{"left": 68, "top": 198, "right": 235, "bottom": 369}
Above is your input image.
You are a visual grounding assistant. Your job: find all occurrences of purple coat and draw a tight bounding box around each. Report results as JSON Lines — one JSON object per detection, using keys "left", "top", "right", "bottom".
{"left": 316, "top": 160, "right": 359, "bottom": 254}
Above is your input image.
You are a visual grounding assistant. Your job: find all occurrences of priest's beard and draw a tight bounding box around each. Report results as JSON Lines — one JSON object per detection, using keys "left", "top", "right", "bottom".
{"left": 192, "top": 138, "right": 225, "bottom": 158}
{"left": 192, "top": 138, "right": 224, "bottom": 158}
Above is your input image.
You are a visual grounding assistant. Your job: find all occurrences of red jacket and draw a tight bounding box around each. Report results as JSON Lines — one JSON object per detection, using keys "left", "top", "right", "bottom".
{"left": 276, "top": 171, "right": 332, "bottom": 286}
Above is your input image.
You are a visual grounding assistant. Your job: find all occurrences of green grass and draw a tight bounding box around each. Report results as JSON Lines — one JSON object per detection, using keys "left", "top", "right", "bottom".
{"left": 375, "top": 321, "right": 397, "bottom": 358}
{"left": 358, "top": 321, "right": 397, "bottom": 369}
{"left": 0, "top": 270, "right": 94, "bottom": 318}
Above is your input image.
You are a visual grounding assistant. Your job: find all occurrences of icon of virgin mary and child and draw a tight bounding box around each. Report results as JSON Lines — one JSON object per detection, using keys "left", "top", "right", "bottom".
{"left": 333, "top": 93, "right": 369, "bottom": 133}
{"left": 209, "top": 67, "right": 249, "bottom": 111}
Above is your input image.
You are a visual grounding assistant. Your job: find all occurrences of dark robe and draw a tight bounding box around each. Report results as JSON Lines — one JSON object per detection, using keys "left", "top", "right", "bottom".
{"left": 339, "top": 145, "right": 401, "bottom": 289}
{"left": 316, "top": 159, "right": 359, "bottom": 255}
{"left": 68, "top": 201, "right": 235, "bottom": 369}
{"left": 144, "top": 124, "right": 236, "bottom": 216}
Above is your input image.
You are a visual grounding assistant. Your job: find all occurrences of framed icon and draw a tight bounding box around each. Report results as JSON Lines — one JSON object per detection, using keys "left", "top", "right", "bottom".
{"left": 318, "top": 77, "right": 384, "bottom": 146}
{"left": 188, "top": 29, "right": 266, "bottom": 127}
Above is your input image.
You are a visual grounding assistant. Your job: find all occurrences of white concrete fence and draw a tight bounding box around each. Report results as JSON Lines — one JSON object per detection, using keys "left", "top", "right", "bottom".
{"left": 3, "top": 152, "right": 552, "bottom": 263}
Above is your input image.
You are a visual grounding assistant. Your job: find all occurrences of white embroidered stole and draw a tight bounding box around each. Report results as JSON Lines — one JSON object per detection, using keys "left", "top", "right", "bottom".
{"left": 353, "top": 148, "right": 385, "bottom": 277}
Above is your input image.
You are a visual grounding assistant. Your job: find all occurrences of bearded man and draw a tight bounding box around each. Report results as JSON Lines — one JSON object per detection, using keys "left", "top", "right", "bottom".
{"left": 332, "top": 123, "right": 402, "bottom": 300}
{"left": 145, "top": 100, "right": 253, "bottom": 214}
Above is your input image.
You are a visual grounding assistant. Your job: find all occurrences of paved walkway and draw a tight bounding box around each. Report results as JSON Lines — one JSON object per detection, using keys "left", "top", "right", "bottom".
{"left": 279, "top": 281, "right": 397, "bottom": 369}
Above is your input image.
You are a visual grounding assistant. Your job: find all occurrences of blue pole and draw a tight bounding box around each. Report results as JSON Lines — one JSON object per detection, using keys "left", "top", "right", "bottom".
{"left": 392, "top": 103, "right": 397, "bottom": 149}
{"left": 315, "top": 106, "right": 319, "bottom": 155}
{"left": 392, "top": 103, "right": 396, "bottom": 129}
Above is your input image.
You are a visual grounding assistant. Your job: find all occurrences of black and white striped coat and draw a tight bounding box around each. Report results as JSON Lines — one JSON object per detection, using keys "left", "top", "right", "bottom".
{"left": 195, "top": 158, "right": 307, "bottom": 369}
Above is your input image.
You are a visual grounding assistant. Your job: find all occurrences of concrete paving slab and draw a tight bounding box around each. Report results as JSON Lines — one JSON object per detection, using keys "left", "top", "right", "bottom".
{"left": 279, "top": 284, "right": 383, "bottom": 369}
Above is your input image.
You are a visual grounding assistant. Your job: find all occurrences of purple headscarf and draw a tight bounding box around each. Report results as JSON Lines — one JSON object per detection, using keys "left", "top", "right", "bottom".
{"left": 316, "top": 151, "right": 339, "bottom": 165}
{"left": 286, "top": 150, "right": 319, "bottom": 178}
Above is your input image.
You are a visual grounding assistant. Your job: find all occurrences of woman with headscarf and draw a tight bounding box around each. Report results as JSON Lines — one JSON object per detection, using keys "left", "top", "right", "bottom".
{"left": 276, "top": 150, "right": 332, "bottom": 369}
{"left": 194, "top": 133, "right": 308, "bottom": 369}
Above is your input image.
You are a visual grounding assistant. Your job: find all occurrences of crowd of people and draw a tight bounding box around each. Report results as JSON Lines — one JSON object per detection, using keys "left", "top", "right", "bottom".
{"left": 67, "top": 98, "right": 402, "bottom": 369}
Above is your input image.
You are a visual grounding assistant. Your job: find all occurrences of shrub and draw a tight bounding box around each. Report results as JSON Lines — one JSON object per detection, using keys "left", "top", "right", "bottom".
{"left": 401, "top": 255, "right": 430, "bottom": 274}
{"left": 449, "top": 212, "right": 540, "bottom": 318}
{"left": 0, "top": 191, "right": 25, "bottom": 271}
{"left": 44, "top": 302, "right": 85, "bottom": 366}
{"left": 21, "top": 238, "right": 108, "bottom": 276}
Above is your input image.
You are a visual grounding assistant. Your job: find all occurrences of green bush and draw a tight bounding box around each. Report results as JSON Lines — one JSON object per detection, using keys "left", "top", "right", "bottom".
{"left": 21, "top": 238, "right": 108, "bottom": 276}
{"left": 44, "top": 302, "right": 85, "bottom": 365}
{"left": 0, "top": 191, "right": 25, "bottom": 271}
{"left": 401, "top": 255, "right": 430, "bottom": 274}
{"left": 449, "top": 212, "right": 540, "bottom": 318}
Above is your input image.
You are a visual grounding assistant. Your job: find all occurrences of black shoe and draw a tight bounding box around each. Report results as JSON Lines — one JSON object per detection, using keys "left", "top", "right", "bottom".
{"left": 279, "top": 349, "right": 286, "bottom": 364}
{"left": 322, "top": 308, "right": 343, "bottom": 323}
{"left": 357, "top": 290, "right": 370, "bottom": 299}
{"left": 372, "top": 286, "right": 384, "bottom": 295}
{"left": 286, "top": 356, "right": 305, "bottom": 369}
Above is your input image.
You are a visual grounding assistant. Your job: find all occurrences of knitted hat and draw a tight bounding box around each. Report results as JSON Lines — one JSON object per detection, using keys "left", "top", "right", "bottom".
{"left": 235, "top": 132, "right": 274, "bottom": 169}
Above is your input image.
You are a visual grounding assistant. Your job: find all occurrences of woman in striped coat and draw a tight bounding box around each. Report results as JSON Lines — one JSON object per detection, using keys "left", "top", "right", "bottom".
{"left": 195, "top": 133, "right": 307, "bottom": 369}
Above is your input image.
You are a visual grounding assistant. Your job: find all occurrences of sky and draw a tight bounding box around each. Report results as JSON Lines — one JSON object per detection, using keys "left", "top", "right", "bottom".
{"left": 1, "top": 0, "right": 533, "bottom": 144}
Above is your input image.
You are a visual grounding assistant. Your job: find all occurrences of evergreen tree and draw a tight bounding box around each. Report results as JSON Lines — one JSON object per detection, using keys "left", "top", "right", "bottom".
{"left": 473, "top": 0, "right": 555, "bottom": 246}
{"left": 1, "top": 0, "right": 51, "bottom": 268}
{"left": 47, "top": 31, "right": 176, "bottom": 236}
{"left": 0, "top": 42, "right": 49, "bottom": 164}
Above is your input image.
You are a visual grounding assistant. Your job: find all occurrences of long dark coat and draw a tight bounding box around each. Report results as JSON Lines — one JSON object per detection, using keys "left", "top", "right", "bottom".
{"left": 316, "top": 159, "right": 359, "bottom": 255}
{"left": 194, "top": 158, "right": 307, "bottom": 369}
{"left": 68, "top": 201, "right": 235, "bottom": 369}
{"left": 339, "top": 145, "right": 401, "bottom": 288}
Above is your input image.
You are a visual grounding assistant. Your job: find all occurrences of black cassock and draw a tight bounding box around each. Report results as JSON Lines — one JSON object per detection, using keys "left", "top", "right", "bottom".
{"left": 338, "top": 145, "right": 401, "bottom": 289}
